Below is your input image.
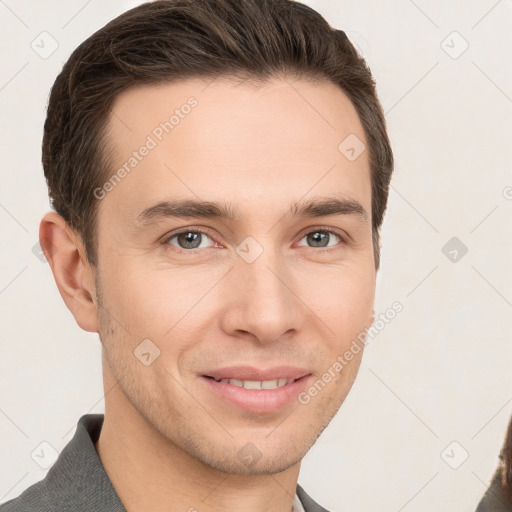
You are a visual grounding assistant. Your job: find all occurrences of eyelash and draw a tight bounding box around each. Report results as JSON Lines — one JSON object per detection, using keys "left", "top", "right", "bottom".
{"left": 161, "top": 226, "right": 347, "bottom": 255}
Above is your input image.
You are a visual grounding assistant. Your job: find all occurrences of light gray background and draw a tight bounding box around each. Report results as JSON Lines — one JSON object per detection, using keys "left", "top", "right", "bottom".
{"left": 1, "top": 1, "right": 511, "bottom": 511}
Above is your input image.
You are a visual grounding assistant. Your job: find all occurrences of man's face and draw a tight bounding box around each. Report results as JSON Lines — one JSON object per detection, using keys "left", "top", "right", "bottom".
{"left": 93, "top": 77, "right": 375, "bottom": 475}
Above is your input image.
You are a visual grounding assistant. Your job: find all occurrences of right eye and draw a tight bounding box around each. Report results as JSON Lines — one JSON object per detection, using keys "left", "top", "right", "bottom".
{"left": 163, "top": 228, "right": 220, "bottom": 252}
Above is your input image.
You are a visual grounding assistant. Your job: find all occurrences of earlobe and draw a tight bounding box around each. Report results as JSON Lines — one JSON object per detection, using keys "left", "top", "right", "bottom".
{"left": 39, "top": 211, "right": 99, "bottom": 333}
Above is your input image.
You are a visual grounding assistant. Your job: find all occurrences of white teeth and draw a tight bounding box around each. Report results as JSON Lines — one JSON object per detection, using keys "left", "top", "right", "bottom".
{"left": 215, "top": 378, "right": 296, "bottom": 389}
{"left": 243, "top": 380, "right": 261, "bottom": 389}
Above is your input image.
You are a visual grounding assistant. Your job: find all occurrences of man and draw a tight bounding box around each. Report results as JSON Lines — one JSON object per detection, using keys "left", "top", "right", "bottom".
{"left": 476, "top": 415, "right": 512, "bottom": 511}
{"left": 0, "top": 0, "right": 393, "bottom": 511}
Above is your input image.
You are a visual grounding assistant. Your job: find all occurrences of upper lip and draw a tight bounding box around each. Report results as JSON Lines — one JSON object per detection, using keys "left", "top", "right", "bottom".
{"left": 203, "top": 365, "right": 311, "bottom": 381}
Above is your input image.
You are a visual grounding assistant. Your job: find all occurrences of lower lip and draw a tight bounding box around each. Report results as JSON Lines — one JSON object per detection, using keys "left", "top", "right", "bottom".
{"left": 200, "top": 375, "right": 312, "bottom": 414}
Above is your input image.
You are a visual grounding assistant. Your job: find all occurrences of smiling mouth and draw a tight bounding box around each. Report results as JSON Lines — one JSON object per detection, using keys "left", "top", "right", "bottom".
{"left": 201, "top": 372, "right": 312, "bottom": 413}
{"left": 204, "top": 375, "right": 303, "bottom": 390}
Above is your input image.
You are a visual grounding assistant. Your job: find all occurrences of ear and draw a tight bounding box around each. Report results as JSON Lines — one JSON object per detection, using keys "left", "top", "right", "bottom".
{"left": 39, "top": 211, "right": 99, "bottom": 333}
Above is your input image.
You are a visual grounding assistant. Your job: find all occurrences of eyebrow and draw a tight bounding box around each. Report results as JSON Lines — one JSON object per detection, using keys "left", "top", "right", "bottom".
{"left": 135, "top": 195, "right": 368, "bottom": 225}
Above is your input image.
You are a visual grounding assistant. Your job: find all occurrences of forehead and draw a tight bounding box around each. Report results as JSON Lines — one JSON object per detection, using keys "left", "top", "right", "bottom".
{"left": 100, "top": 76, "right": 371, "bottom": 223}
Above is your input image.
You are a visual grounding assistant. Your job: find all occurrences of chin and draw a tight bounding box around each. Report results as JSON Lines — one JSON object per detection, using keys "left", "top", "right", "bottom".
{"left": 203, "top": 449, "right": 304, "bottom": 476}
{"left": 183, "top": 424, "right": 322, "bottom": 476}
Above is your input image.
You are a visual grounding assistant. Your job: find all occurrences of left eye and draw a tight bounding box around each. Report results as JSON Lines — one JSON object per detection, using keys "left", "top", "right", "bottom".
{"left": 166, "top": 230, "right": 215, "bottom": 251}
{"left": 164, "top": 228, "right": 343, "bottom": 252}
{"left": 296, "top": 229, "right": 342, "bottom": 249}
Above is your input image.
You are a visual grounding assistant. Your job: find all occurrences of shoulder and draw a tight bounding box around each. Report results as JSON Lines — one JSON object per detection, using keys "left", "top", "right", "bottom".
{"left": 0, "top": 414, "right": 117, "bottom": 512}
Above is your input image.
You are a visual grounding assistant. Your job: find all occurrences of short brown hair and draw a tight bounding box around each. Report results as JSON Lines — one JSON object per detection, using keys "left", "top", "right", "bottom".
{"left": 42, "top": 0, "right": 393, "bottom": 269}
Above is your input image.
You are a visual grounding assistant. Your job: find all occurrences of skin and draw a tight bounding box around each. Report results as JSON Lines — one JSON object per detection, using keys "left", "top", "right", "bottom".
{"left": 41, "top": 76, "right": 376, "bottom": 512}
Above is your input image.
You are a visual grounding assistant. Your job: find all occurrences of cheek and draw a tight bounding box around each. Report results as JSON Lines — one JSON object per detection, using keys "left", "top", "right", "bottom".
{"left": 307, "top": 285, "right": 373, "bottom": 363}
{"left": 300, "top": 265, "right": 375, "bottom": 329}
{"left": 96, "top": 272, "right": 159, "bottom": 347}
{"left": 98, "top": 264, "right": 213, "bottom": 376}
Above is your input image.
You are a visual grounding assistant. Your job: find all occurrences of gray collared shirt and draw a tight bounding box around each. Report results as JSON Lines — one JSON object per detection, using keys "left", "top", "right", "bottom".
{"left": 0, "top": 414, "right": 330, "bottom": 512}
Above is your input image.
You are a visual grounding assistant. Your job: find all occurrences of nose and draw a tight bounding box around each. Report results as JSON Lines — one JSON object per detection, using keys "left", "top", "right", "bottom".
{"left": 218, "top": 244, "right": 304, "bottom": 344}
